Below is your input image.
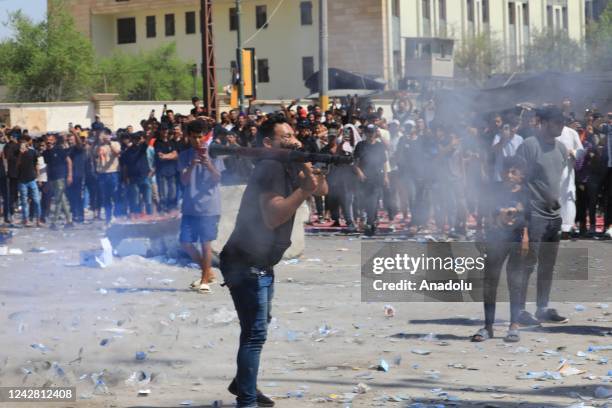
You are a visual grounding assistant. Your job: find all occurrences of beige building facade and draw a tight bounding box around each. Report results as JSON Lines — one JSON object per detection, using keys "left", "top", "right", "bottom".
{"left": 62, "top": 0, "right": 587, "bottom": 99}
{"left": 401, "top": 0, "right": 587, "bottom": 73}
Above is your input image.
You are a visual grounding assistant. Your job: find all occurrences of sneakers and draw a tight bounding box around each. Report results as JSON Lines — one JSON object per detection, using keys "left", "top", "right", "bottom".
{"left": 228, "top": 378, "right": 275, "bottom": 407}
{"left": 536, "top": 308, "right": 569, "bottom": 324}
{"left": 517, "top": 310, "right": 541, "bottom": 327}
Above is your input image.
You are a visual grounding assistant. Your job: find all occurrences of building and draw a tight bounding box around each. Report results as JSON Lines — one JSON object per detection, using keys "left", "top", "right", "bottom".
{"left": 61, "top": 0, "right": 400, "bottom": 100}
{"left": 62, "top": 0, "right": 587, "bottom": 100}
{"left": 401, "top": 0, "right": 587, "bottom": 77}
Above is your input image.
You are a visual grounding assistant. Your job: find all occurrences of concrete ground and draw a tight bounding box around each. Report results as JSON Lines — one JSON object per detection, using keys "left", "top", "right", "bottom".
{"left": 0, "top": 223, "right": 611, "bottom": 408}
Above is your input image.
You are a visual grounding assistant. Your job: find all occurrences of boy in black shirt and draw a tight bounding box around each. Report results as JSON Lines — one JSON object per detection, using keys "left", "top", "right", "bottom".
{"left": 472, "top": 156, "right": 527, "bottom": 343}
{"left": 154, "top": 124, "right": 179, "bottom": 214}
{"left": 121, "top": 133, "right": 153, "bottom": 218}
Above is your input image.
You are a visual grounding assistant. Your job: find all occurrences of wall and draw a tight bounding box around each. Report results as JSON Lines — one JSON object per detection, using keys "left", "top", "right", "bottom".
{"left": 0, "top": 98, "right": 396, "bottom": 133}
{"left": 328, "top": 0, "right": 385, "bottom": 78}
{"left": 113, "top": 101, "right": 194, "bottom": 129}
{"left": 0, "top": 102, "right": 95, "bottom": 133}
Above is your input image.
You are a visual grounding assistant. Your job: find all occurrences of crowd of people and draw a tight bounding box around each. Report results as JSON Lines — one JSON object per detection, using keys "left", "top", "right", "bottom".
{"left": 0, "top": 94, "right": 611, "bottom": 240}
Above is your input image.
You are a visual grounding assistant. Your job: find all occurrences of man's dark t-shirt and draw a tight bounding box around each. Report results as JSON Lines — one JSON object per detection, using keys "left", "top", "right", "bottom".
{"left": 121, "top": 144, "right": 150, "bottom": 180}
{"left": 354, "top": 141, "right": 386, "bottom": 182}
{"left": 515, "top": 135, "right": 568, "bottom": 220}
{"left": 154, "top": 139, "right": 178, "bottom": 177}
{"left": 4, "top": 142, "right": 20, "bottom": 178}
{"left": 222, "top": 160, "right": 300, "bottom": 268}
{"left": 17, "top": 148, "right": 37, "bottom": 183}
{"left": 43, "top": 147, "right": 69, "bottom": 181}
{"left": 69, "top": 146, "right": 87, "bottom": 180}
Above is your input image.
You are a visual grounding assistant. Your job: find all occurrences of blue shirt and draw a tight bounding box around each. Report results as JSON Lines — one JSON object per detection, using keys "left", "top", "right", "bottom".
{"left": 178, "top": 146, "right": 225, "bottom": 217}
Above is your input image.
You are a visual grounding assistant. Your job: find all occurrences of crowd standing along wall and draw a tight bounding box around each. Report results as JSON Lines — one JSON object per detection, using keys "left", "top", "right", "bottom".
{"left": 0, "top": 98, "right": 395, "bottom": 133}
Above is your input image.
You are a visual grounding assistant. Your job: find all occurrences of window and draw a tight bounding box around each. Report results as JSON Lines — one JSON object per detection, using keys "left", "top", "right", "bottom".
{"left": 439, "top": 0, "right": 446, "bottom": 21}
{"left": 146, "top": 15, "right": 156, "bottom": 38}
{"left": 422, "top": 0, "right": 430, "bottom": 19}
{"left": 117, "top": 17, "right": 136, "bottom": 44}
{"left": 482, "top": 0, "right": 489, "bottom": 23}
{"left": 522, "top": 3, "right": 529, "bottom": 26}
{"left": 562, "top": 6, "right": 568, "bottom": 29}
{"left": 300, "top": 1, "right": 313, "bottom": 25}
{"left": 185, "top": 11, "right": 196, "bottom": 34}
{"left": 257, "top": 59, "right": 269, "bottom": 83}
{"left": 302, "top": 56, "right": 314, "bottom": 81}
{"left": 392, "top": 0, "right": 400, "bottom": 17}
{"left": 508, "top": 2, "right": 515, "bottom": 25}
{"left": 165, "top": 13, "right": 175, "bottom": 36}
{"left": 256, "top": 5, "right": 268, "bottom": 29}
{"left": 586, "top": 0, "right": 594, "bottom": 22}
{"left": 229, "top": 7, "right": 238, "bottom": 31}
{"left": 467, "top": 0, "right": 474, "bottom": 22}
{"left": 547, "top": 5, "right": 553, "bottom": 28}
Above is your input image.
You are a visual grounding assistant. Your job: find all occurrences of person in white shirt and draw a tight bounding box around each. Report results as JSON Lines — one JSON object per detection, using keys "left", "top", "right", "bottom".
{"left": 492, "top": 124, "right": 524, "bottom": 182}
{"left": 556, "top": 125, "right": 585, "bottom": 238}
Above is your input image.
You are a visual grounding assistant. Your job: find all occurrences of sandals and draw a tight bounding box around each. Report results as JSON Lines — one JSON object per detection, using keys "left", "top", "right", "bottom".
{"left": 503, "top": 329, "right": 520, "bottom": 343}
{"left": 190, "top": 280, "right": 213, "bottom": 294}
{"left": 470, "top": 327, "right": 493, "bottom": 342}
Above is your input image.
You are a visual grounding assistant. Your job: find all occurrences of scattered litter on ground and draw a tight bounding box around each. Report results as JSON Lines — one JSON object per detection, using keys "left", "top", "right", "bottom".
{"left": 594, "top": 385, "right": 611, "bottom": 399}
{"left": 283, "top": 259, "right": 299, "bottom": 265}
{"left": 135, "top": 352, "right": 147, "bottom": 361}
{"left": 353, "top": 383, "right": 370, "bottom": 394}
{"left": 384, "top": 304, "right": 395, "bottom": 318}
{"left": 575, "top": 305, "right": 586, "bottom": 311}
{"left": 207, "top": 308, "right": 237, "bottom": 324}
{"left": 378, "top": 359, "right": 389, "bottom": 372}
{"left": 558, "top": 360, "right": 586, "bottom": 377}
{"left": 411, "top": 349, "right": 431, "bottom": 355}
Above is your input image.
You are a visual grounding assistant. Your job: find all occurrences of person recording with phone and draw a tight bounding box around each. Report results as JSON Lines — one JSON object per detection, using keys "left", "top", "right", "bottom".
{"left": 178, "top": 119, "right": 224, "bottom": 294}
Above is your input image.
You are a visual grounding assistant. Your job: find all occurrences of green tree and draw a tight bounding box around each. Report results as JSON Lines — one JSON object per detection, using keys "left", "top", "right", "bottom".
{"left": 0, "top": 0, "right": 94, "bottom": 101}
{"left": 94, "top": 43, "right": 200, "bottom": 101}
{"left": 524, "top": 29, "right": 583, "bottom": 72}
{"left": 454, "top": 33, "right": 503, "bottom": 85}
{"left": 585, "top": 2, "right": 612, "bottom": 70}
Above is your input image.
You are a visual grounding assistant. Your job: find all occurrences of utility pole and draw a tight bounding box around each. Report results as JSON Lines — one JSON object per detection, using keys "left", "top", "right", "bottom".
{"left": 236, "top": 0, "right": 245, "bottom": 113}
{"left": 319, "top": 0, "right": 329, "bottom": 111}
{"left": 201, "top": 0, "right": 218, "bottom": 118}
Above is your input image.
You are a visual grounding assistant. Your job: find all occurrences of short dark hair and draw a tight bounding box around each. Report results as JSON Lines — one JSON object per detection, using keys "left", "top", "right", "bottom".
{"left": 536, "top": 105, "right": 564, "bottom": 123}
{"left": 186, "top": 119, "right": 208, "bottom": 135}
{"left": 257, "top": 114, "right": 287, "bottom": 146}
{"left": 192, "top": 96, "right": 200, "bottom": 104}
{"left": 503, "top": 155, "right": 527, "bottom": 173}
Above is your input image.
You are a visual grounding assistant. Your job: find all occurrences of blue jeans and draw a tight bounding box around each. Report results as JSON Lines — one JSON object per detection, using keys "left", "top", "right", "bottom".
{"left": 18, "top": 180, "right": 41, "bottom": 221}
{"left": 98, "top": 172, "right": 119, "bottom": 223}
{"left": 128, "top": 177, "right": 152, "bottom": 215}
{"left": 222, "top": 261, "right": 274, "bottom": 408}
{"left": 157, "top": 174, "right": 177, "bottom": 212}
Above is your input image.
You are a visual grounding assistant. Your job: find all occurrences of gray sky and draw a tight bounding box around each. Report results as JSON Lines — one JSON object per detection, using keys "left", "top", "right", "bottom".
{"left": 0, "top": 0, "right": 47, "bottom": 40}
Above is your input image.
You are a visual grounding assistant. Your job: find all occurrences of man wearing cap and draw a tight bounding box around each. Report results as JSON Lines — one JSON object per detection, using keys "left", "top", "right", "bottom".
{"left": 354, "top": 124, "right": 388, "bottom": 236}
{"left": 514, "top": 106, "right": 569, "bottom": 327}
